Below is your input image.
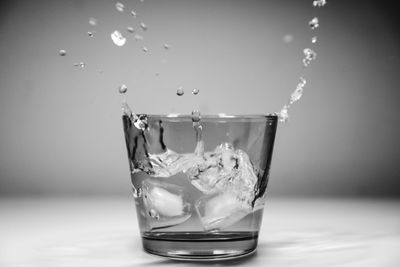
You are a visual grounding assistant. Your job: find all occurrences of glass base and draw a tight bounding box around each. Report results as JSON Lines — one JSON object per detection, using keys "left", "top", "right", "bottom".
{"left": 142, "top": 231, "right": 258, "bottom": 261}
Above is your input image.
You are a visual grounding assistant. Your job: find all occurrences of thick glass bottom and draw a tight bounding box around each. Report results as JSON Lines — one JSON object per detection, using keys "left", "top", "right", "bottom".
{"left": 142, "top": 231, "right": 258, "bottom": 261}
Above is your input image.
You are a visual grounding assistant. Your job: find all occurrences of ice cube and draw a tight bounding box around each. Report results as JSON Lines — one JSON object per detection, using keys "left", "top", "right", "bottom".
{"left": 195, "top": 192, "right": 252, "bottom": 231}
{"left": 149, "top": 149, "right": 203, "bottom": 178}
{"left": 186, "top": 143, "right": 258, "bottom": 199}
{"left": 142, "top": 179, "right": 191, "bottom": 229}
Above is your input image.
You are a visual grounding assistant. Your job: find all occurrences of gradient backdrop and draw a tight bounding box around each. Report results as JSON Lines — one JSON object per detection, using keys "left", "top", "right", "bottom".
{"left": 0, "top": 0, "right": 399, "bottom": 197}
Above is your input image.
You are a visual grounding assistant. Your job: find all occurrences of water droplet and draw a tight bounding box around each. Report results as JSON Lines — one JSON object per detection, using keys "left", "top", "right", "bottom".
{"left": 130, "top": 10, "right": 137, "bottom": 17}
{"left": 111, "top": 30, "right": 127, "bottom": 46}
{"left": 290, "top": 77, "right": 306, "bottom": 104}
{"left": 283, "top": 34, "right": 294, "bottom": 43}
{"left": 119, "top": 84, "right": 128, "bottom": 94}
{"left": 89, "top": 17, "right": 97, "bottom": 26}
{"left": 192, "top": 88, "right": 199, "bottom": 95}
{"left": 309, "top": 17, "right": 319, "bottom": 30}
{"left": 312, "top": 36, "right": 317, "bottom": 43}
{"left": 176, "top": 87, "right": 184, "bottom": 96}
{"left": 127, "top": 26, "right": 134, "bottom": 33}
{"left": 191, "top": 110, "right": 201, "bottom": 123}
{"left": 149, "top": 209, "right": 159, "bottom": 219}
{"left": 140, "top": 22, "right": 147, "bottom": 31}
{"left": 115, "top": 2, "right": 125, "bottom": 12}
{"left": 134, "top": 34, "right": 144, "bottom": 41}
{"left": 142, "top": 46, "right": 148, "bottom": 52}
{"left": 313, "top": 0, "right": 327, "bottom": 7}
{"left": 163, "top": 43, "right": 170, "bottom": 50}
{"left": 303, "top": 48, "right": 317, "bottom": 67}
{"left": 87, "top": 31, "right": 95, "bottom": 37}
{"left": 59, "top": 49, "right": 67, "bottom": 56}
{"left": 279, "top": 105, "right": 289, "bottom": 123}
{"left": 74, "top": 62, "right": 85, "bottom": 68}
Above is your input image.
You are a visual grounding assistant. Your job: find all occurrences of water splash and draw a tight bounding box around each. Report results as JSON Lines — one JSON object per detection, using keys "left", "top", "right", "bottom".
{"left": 313, "top": 0, "right": 327, "bottom": 7}
{"left": 111, "top": 30, "right": 127, "bottom": 46}
{"left": 149, "top": 209, "right": 160, "bottom": 220}
{"left": 278, "top": 105, "right": 289, "bottom": 123}
{"left": 192, "top": 110, "right": 204, "bottom": 156}
{"left": 115, "top": 2, "right": 125, "bottom": 12}
{"left": 127, "top": 27, "right": 135, "bottom": 33}
{"left": 192, "top": 89, "right": 199, "bottom": 95}
{"left": 303, "top": 48, "right": 317, "bottom": 67}
{"left": 87, "top": 31, "right": 95, "bottom": 37}
{"left": 58, "top": 49, "right": 67, "bottom": 56}
{"left": 309, "top": 17, "right": 319, "bottom": 30}
{"left": 119, "top": 84, "right": 128, "bottom": 94}
{"left": 290, "top": 77, "right": 306, "bottom": 104}
{"left": 176, "top": 87, "right": 184, "bottom": 96}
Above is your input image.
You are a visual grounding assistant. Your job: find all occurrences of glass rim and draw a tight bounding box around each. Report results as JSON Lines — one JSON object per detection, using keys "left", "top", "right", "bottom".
{"left": 134, "top": 113, "right": 278, "bottom": 122}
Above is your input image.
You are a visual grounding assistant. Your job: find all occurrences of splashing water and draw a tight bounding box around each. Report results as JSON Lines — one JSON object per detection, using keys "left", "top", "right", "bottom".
{"left": 176, "top": 87, "right": 184, "bottom": 96}
{"left": 290, "top": 77, "right": 306, "bottom": 104}
{"left": 111, "top": 30, "right": 127, "bottom": 46}
{"left": 58, "top": 49, "right": 67, "bottom": 56}
{"left": 313, "top": 0, "right": 327, "bottom": 7}
{"left": 192, "top": 89, "right": 199, "bottom": 95}
{"left": 115, "top": 2, "right": 125, "bottom": 12}
{"left": 303, "top": 48, "right": 317, "bottom": 67}
{"left": 309, "top": 17, "right": 319, "bottom": 30}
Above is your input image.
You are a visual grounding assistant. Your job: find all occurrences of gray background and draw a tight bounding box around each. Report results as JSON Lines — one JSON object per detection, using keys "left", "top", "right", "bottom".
{"left": 0, "top": 0, "right": 399, "bottom": 197}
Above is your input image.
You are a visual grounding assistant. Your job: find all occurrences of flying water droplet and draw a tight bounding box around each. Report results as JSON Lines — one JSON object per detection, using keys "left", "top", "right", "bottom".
{"left": 313, "top": 0, "right": 327, "bottom": 7}
{"left": 309, "top": 17, "right": 319, "bottom": 30}
{"left": 58, "top": 49, "right": 67, "bottom": 56}
{"left": 134, "top": 34, "right": 144, "bottom": 41}
{"left": 115, "top": 2, "right": 125, "bottom": 12}
{"left": 163, "top": 43, "right": 170, "bottom": 50}
{"left": 119, "top": 84, "right": 128, "bottom": 94}
{"left": 87, "top": 31, "right": 95, "bottom": 37}
{"left": 127, "top": 27, "right": 134, "bottom": 33}
{"left": 192, "top": 88, "right": 199, "bottom": 95}
{"left": 111, "top": 30, "right": 127, "bottom": 46}
{"left": 130, "top": 10, "right": 137, "bottom": 17}
{"left": 290, "top": 77, "right": 306, "bottom": 104}
{"left": 312, "top": 36, "right": 317, "bottom": 43}
{"left": 142, "top": 46, "right": 148, "bottom": 53}
{"left": 303, "top": 48, "right": 317, "bottom": 67}
{"left": 140, "top": 22, "right": 148, "bottom": 31}
{"left": 74, "top": 62, "right": 85, "bottom": 68}
{"left": 283, "top": 34, "right": 294, "bottom": 44}
{"left": 176, "top": 87, "right": 184, "bottom": 96}
{"left": 89, "top": 17, "right": 97, "bottom": 26}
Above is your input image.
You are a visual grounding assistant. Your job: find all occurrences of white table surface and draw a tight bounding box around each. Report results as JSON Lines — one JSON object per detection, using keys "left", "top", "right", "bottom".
{"left": 1, "top": 197, "right": 399, "bottom": 266}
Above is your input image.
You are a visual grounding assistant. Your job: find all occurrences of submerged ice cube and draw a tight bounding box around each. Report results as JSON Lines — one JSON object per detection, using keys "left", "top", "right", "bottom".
{"left": 142, "top": 179, "right": 191, "bottom": 229}
{"left": 195, "top": 192, "right": 252, "bottom": 231}
{"left": 186, "top": 143, "right": 258, "bottom": 199}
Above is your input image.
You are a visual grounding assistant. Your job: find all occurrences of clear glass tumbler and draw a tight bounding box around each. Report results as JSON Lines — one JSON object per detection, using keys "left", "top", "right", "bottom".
{"left": 122, "top": 114, "right": 278, "bottom": 260}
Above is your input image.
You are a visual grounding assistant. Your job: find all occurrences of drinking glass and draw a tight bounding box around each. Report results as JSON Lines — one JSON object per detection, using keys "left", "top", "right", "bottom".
{"left": 122, "top": 114, "right": 278, "bottom": 260}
